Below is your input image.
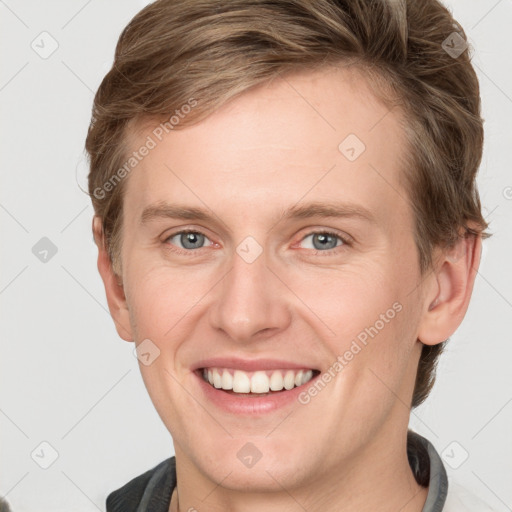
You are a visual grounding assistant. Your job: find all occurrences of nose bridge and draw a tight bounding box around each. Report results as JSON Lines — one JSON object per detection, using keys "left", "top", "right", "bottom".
{"left": 208, "top": 239, "right": 291, "bottom": 341}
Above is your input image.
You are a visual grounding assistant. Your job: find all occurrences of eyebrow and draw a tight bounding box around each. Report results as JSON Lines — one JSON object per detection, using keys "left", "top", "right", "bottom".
{"left": 140, "top": 201, "right": 376, "bottom": 226}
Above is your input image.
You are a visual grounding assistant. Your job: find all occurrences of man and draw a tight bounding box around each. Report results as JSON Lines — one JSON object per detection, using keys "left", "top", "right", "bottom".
{"left": 86, "top": 0, "right": 495, "bottom": 510}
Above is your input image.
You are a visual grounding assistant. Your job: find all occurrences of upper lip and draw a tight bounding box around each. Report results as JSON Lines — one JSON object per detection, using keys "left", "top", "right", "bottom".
{"left": 192, "top": 357, "right": 319, "bottom": 372}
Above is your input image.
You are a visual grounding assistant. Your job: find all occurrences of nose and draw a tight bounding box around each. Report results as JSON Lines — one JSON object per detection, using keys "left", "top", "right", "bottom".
{"left": 208, "top": 243, "right": 292, "bottom": 343}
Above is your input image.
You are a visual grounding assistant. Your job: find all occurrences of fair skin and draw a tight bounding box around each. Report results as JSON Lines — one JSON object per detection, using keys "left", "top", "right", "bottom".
{"left": 94, "top": 66, "right": 481, "bottom": 512}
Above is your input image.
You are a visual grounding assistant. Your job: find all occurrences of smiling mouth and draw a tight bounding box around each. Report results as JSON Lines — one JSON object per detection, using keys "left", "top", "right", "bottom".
{"left": 199, "top": 367, "right": 321, "bottom": 396}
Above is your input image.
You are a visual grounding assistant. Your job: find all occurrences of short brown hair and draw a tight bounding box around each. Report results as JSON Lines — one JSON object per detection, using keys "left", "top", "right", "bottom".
{"left": 86, "top": 0, "right": 490, "bottom": 408}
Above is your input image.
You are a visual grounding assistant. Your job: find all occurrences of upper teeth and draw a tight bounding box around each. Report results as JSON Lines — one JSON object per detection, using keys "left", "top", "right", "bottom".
{"left": 203, "top": 368, "right": 315, "bottom": 393}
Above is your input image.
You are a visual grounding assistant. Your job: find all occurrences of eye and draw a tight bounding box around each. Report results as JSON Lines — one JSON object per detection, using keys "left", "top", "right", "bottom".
{"left": 163, "top": 229, "right": 351, "bottom": 257}
{"left": 164, "top": 230, "right": 214, "bottom": 253}
{"left": 298, "top": 230, "right": 349, "bottom": 255}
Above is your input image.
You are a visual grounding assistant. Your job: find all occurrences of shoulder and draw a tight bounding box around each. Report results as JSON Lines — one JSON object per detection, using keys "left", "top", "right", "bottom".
{"left": 444, "top": 479, "right": 499, "bottom": 512}
{"left": 106, "top": 457, "right": 176, "bottom": 512}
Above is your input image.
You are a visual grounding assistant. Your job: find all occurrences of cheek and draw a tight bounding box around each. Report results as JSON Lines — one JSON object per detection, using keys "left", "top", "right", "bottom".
{"left": 288, "top": 261, "right": 398, "bottom": 340}
{"left": 125, "top": 262, "right": 212, "bottom": 341}
{"left": 290, "top": 259, "right": 417, "bottom": 390}
{"left": 124, "top": 267, "right": 205, "bottom": 420}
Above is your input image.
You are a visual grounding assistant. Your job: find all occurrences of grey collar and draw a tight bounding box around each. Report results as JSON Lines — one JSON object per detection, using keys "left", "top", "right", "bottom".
{"left": 407, "top": 430, "right": 449, "bottom": 511}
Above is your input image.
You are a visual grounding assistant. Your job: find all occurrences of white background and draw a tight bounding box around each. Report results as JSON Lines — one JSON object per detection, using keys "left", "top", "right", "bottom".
{"left": 1, "top": 1, "right": 511, "bottom": 510}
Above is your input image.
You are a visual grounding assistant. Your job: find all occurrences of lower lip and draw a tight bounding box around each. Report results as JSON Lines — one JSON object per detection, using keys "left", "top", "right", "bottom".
{"left": 194, "top": 370, "right": 320, "bottom": 415}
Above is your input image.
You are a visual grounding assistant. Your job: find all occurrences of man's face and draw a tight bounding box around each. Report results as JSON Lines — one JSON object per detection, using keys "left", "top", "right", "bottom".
{"left": 117, "top": 67, "right": 427, "bottom": 490}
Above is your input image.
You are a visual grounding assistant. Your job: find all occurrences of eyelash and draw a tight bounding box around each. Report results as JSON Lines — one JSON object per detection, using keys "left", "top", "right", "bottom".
{"left": 162, "top": 229, "right": 352, "bottom": 257}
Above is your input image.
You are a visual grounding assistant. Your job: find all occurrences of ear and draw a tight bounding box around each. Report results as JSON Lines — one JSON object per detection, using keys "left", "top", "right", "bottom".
{"left": 92, "top": 216, "right": 133, "bottom": 342}
{"left": 417, "top": 232, "right": 482, "bottom": 345}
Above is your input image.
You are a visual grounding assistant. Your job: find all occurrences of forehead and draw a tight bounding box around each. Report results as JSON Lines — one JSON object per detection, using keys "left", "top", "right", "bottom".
{"left": 122, "top": 66, "right": 410, "bottom": 229}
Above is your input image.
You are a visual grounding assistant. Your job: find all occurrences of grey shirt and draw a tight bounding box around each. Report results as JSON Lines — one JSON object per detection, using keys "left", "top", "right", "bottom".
{"left": 106, "top": 430, "right": 448, "bottom": 512}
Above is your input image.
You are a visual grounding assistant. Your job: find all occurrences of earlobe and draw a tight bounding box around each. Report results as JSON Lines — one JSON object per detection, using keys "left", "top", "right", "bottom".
{"left": 418, "top": 233, "right": 482, "bottom": 346}
{"left": 92, "top": 216, "right": 134, "bottom": 342}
